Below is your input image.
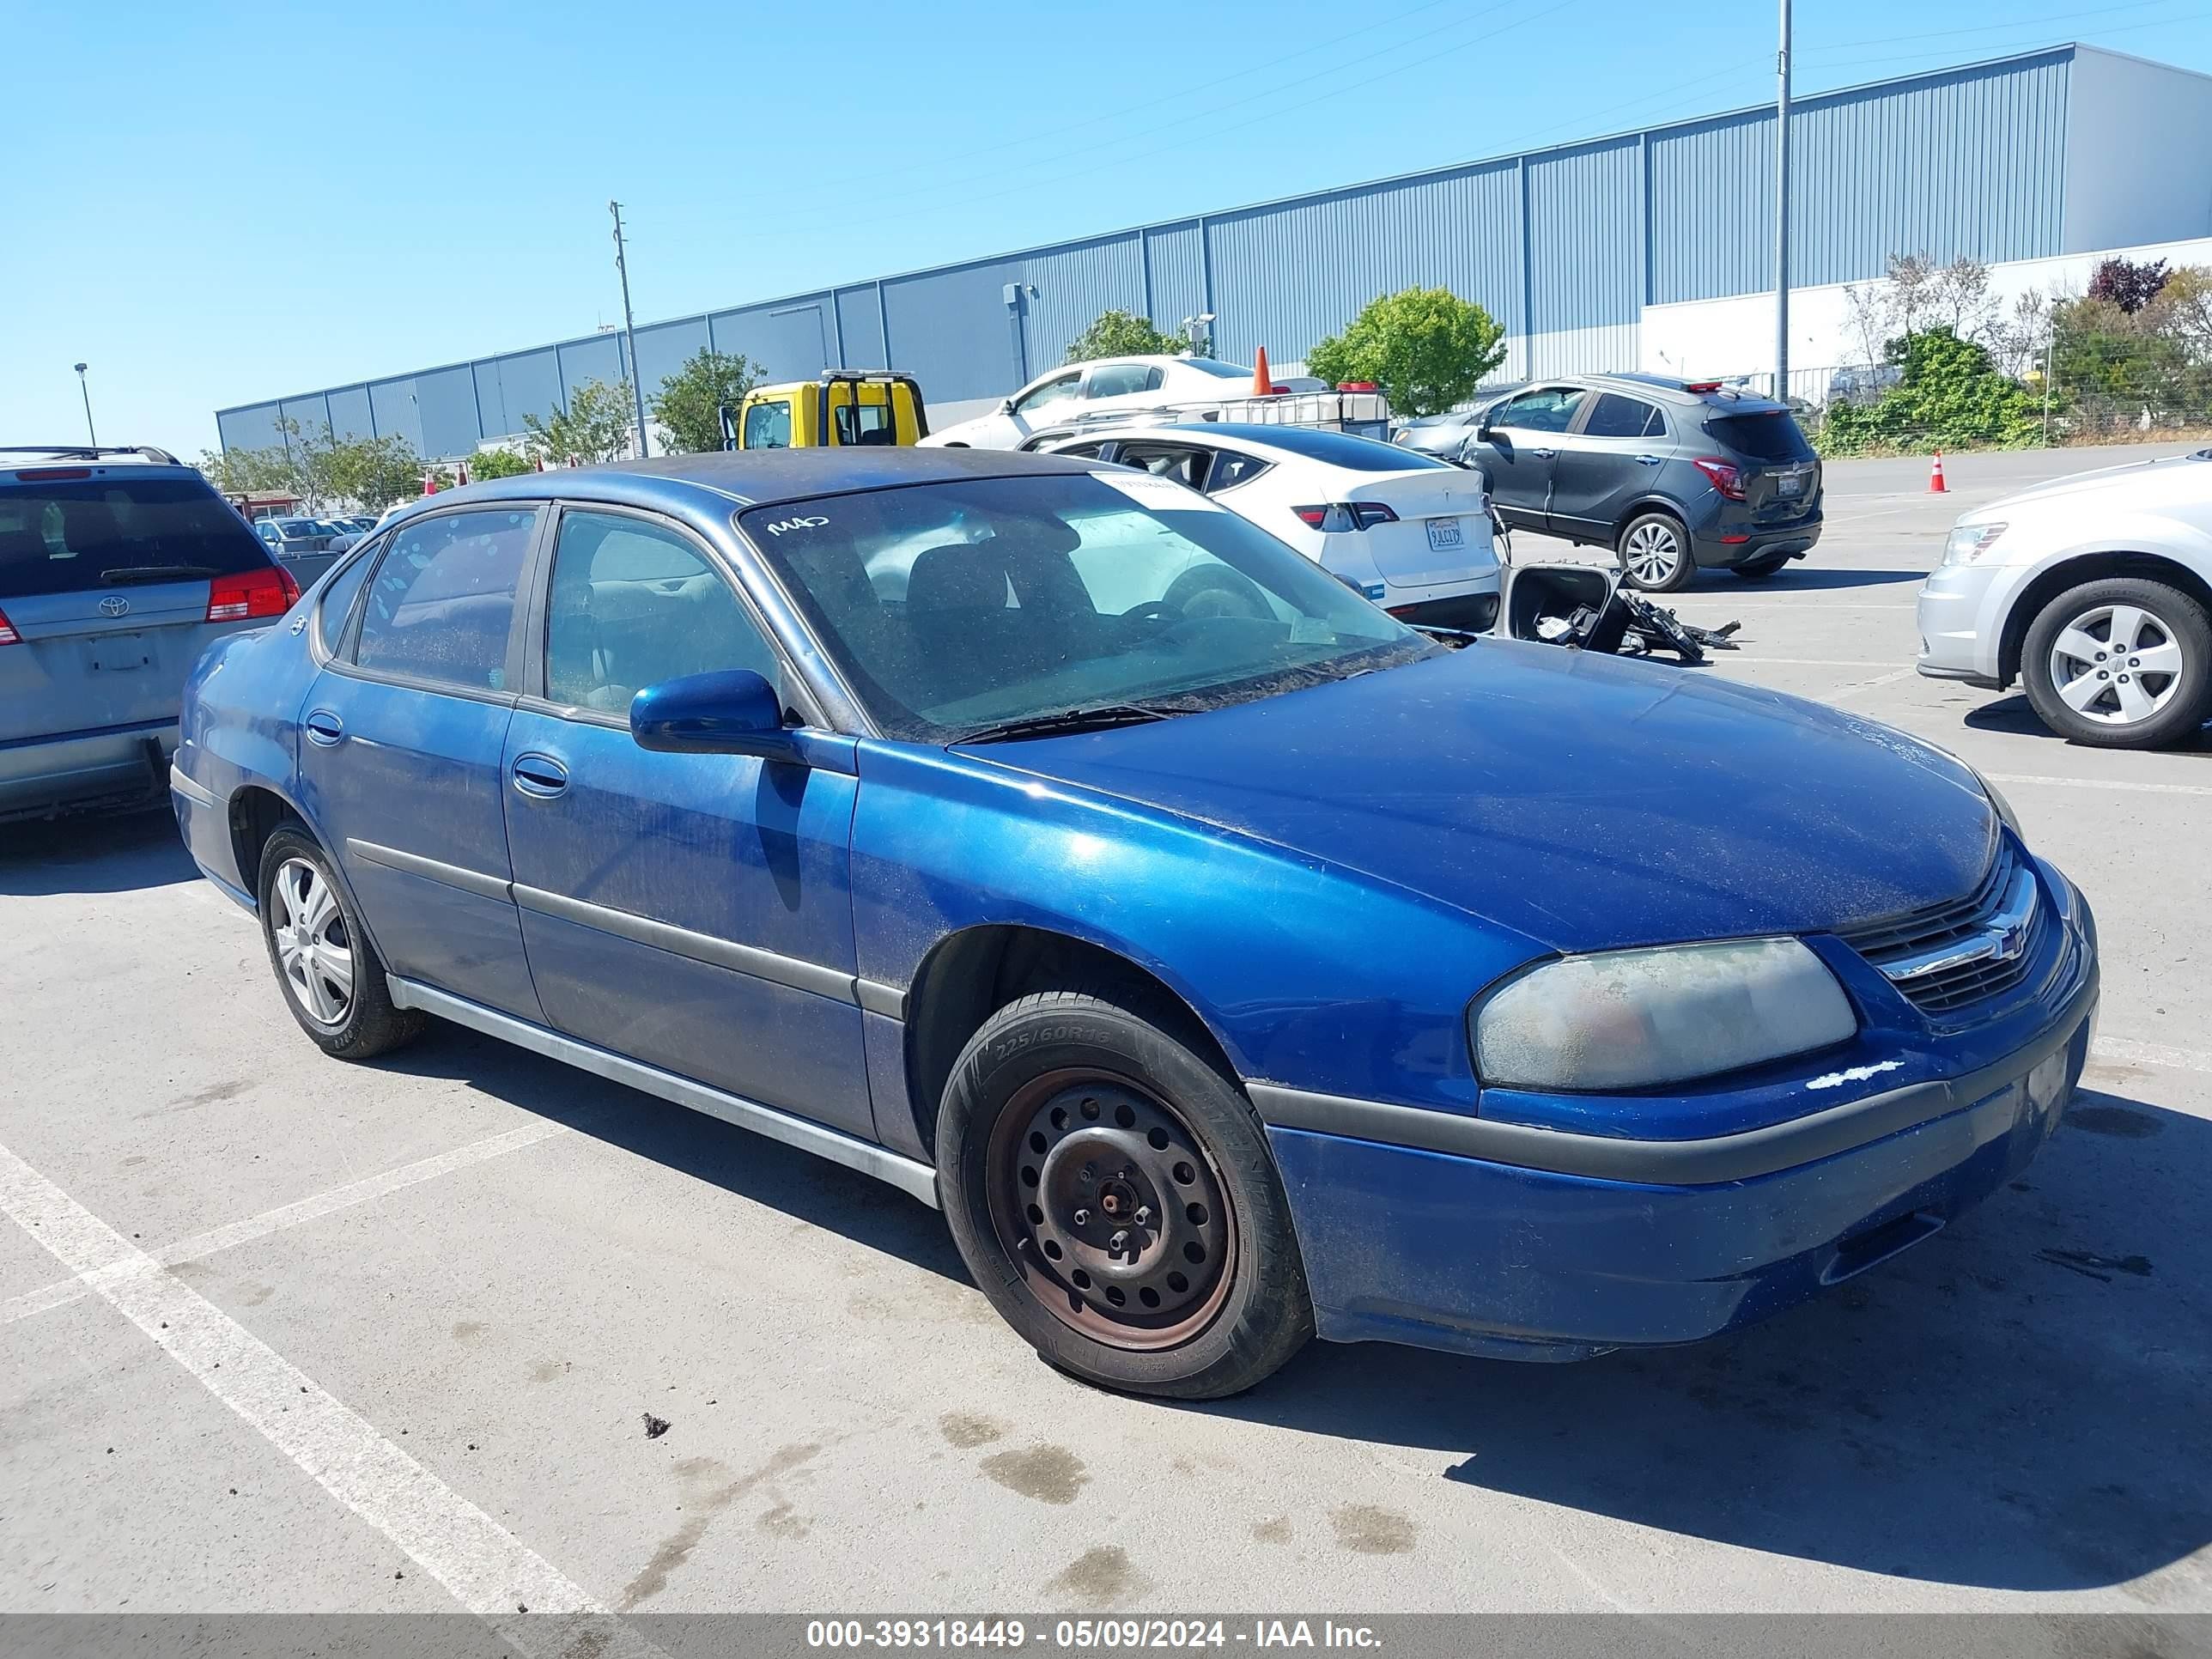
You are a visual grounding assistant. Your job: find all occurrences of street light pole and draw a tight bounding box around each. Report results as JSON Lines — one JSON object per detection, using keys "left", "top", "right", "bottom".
{"left": 1774, "top": 0, "right": 1792, "bottom": 404}
{"left": 609, "top": 201, "right": 651, "bottom": 459}
{"left": 74, "top": 362, "right": 97, "bottom": 447}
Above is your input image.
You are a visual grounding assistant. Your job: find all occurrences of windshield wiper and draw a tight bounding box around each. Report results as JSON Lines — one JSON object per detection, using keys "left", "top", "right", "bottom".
{"left": 100, "top": 564, "right": 219, "bottom": 586}
{"left": 954, "top": 700, "right": 1195, "bottom": 744}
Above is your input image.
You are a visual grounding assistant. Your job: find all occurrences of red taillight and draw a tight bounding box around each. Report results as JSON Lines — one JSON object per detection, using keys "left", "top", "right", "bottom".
{"left": 207, "top": 565, "right": 297, "bottom": 623}
{"left": 0, "top": 606, "right": 17, "bottom": 646}
{"left": 1692, "top": 457, "right": 1745, "bottom": 500}
{"left": 13, "top": 466, "right": 92, "bottom": 482}
{"left": 1292, "top": 502, "right": 1398, "bottom": 532}
{"left": 1683, "top": 380, "right": 1723, "bottom": 393}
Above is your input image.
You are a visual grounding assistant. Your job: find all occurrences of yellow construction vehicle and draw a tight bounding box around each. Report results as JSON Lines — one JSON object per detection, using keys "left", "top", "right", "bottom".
{"left": 726, "top": 371, "right": 928, "bottom": 450}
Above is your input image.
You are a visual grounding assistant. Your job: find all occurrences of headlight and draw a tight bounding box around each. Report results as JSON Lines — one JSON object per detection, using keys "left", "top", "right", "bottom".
{"left": 1942, "top": 521, "right": 2007, "bottom": 564}
{"left": 1472, "top": 938, "right": 1857, "bottom": 1091}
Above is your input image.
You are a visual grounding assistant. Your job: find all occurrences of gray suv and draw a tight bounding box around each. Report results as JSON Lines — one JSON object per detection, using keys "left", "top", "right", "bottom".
{"left": 1459, "top": 374, "right": 1822, "bottom": 591}
{"left": 1, "top": 447, "right": 299, "bottom": 822}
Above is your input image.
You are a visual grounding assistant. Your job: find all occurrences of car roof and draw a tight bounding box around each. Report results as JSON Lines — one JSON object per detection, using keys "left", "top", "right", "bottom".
{"left": 1553, "top": 371, "right": 1789, "bottom": 413}
{"left": 380, "top": 446, "right": 1104, "bottom": 527}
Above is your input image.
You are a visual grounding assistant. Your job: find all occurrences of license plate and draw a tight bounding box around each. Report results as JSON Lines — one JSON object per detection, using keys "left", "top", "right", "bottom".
{"left": 1778, "top": 471, "right": 1805, "bottom": 497}
{"left": 84, "top": 634, "right": 153, "bottom": 673}
{"left": 1425, "top": 516, "right": 1464, "bottom": 552}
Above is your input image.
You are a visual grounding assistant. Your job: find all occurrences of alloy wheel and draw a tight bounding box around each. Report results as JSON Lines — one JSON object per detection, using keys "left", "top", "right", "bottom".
{"left": 272, "top": 857, "right": 356, "bottom": 1028}
{"left": 1622, "top": 520, "right": 1683, "bottom": 586}
{"left": 986, "top": 1070, "right": 1235, "bottom": 1351}
{"left": 2046, "top": 602, "right": 2185, "bottom": 728}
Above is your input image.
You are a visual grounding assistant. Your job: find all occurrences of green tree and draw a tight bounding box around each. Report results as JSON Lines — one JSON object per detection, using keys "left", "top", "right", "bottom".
{"left": 1818, "top": 328, "right": 2041, "bottom": 456}
{"left": 522, "top": 377, "right": 637, "bottom": 465}
{"left": 320, "top": 432, "right": 427, "bottom": 507}
{"left": 1063, "top": 309, "right": 1188, "bottom": 363}
{"left": 1304, "top": 287, "right": 1507, "bottom": 416}
{"left": 467, "top": 446, "right": 532, "bottom": 481}
{"left": 652, "top": 348, "right": 760, "bottom": 453}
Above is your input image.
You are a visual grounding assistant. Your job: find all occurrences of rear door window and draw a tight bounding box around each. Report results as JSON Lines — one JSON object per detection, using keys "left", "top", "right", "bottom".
{"left": 0, "top": 474, "right": 270, "bottom": 599}
{"left": 1085, "top": 363, "right": 1162, "bottom": 399}
{"left": 1582, "top": 393, "right": 1665, "bottom": 439}
{"left": 353, "top": 507, "right": 539, "bottom": 692}
{"left": 1706, "top": 411, "right": 1814, "bottom": 462}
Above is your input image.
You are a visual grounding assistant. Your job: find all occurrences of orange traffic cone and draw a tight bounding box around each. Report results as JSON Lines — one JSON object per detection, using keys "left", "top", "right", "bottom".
{"left": 456, "top": 462, "right": 470, "bottom": 486}
{"left": 422, "top": 471, "right": 438, "bottom": 496}
{"left": 1929, "top": 450, "right": 1948, "bottom": 493}
{"left": 1253, "top": 345, "right": 1272, "bottom": 397}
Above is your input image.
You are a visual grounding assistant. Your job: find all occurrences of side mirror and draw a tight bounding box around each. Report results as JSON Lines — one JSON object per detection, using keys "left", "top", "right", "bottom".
{"left": 1000, "top": 398, "right": 1017, "bottom": 416}
{"left": 630, "top": 669, "right": 801, "bottom": 763}
{"left": 1475, "top": 420, "right": 1495, "bottom": 443}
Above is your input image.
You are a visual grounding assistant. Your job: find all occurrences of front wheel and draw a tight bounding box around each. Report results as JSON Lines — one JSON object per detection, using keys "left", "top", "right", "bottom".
{"left": 1618, "top": 512, "right": 1695, "bottom": 592}
{"left": 2021, "top": 576, "right": 2212, "bottom": 749}
{"left": 936, "top": 988, "right": 1313, "bottom": 1399}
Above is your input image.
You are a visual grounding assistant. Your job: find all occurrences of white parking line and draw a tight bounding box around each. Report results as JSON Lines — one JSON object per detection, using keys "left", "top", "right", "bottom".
{"left": 2094, "top": 1036, "right": 2212, "bottom": 1078}
{"left": 0, "top": 1119, "right": 572, "bottom": 1328}
{"left": 1721, "top": 657, "right": 1900, "bottom": 669}
{"left": 1988, "top": 772, "right": 2212, "bottom": 799}
{"left": 0, "top": 1133, "right": 656, "bottom": 1658}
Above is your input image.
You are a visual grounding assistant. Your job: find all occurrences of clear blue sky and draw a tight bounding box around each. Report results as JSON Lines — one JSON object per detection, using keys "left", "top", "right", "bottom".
{"left": 6, "top": 0, "right": 2210, "bottom": 458}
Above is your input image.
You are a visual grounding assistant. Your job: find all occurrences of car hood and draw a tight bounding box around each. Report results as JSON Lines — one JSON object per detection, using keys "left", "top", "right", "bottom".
{"left": 964, "top": 642, "right": 1996, "bottom": 953}
{"left": 1973, "top": 447, "right": 2211, "bottom": 515}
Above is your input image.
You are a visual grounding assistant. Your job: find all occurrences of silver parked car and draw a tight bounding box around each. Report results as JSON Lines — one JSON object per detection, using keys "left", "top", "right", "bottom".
{"left": 0, "top": 447, "right": 300, "bottom": 821}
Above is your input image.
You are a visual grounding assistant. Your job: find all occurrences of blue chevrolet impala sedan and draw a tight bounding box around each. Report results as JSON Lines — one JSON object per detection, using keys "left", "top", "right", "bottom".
{"left": 172, "top": 448, "right": 2097, "bottom": 1399}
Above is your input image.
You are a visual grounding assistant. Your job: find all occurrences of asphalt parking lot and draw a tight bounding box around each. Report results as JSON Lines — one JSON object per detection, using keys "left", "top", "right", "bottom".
{"left": 3, "top": 442, "right": 2208, "bottom": 1622}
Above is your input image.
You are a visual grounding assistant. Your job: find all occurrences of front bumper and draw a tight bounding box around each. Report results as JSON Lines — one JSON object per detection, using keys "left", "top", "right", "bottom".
{"left": 1916, "top": 558, "right": 2010, "bottom": 685}
{"left": 1254, "top": 887, "right": 2098, "bottom": 1363}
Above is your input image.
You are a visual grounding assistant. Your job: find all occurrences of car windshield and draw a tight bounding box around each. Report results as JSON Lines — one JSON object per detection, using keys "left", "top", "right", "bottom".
{"left": 739, "top": 471, "right": 1432, "bottom": 742}
{"left": 0, "top": 475, "right": 272, "bottom": 598}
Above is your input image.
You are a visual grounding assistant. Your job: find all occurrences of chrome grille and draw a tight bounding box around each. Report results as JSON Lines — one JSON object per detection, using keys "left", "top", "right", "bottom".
{"left": 1837, "top": 846, "right": 2044, "bottom": 1016}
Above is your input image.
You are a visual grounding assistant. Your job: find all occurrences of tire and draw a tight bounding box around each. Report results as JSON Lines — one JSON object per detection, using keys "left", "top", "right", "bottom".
{"left": 2020, "top": 576, "right": 2212, "bottom": 750}
{"left": 936, "top": 986, "right": 1314, "bottom": 1400}
{"left": 1617, "top": 512, "right": 1695, "bottom": 592}
{"left": 258, "top": 826, "right": 425, "bottom": 1059}
{"left": 1731, "top": 552, "right": 1792, "bottom": 580}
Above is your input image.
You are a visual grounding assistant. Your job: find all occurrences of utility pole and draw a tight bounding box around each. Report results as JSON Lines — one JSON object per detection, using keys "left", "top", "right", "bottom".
{"left": 73, "top": 362, "right": 96, "bottom": 447}
{"left": 609, "top": 201, "right": 650, "bottom": 459}
{"left": 1774, "top": 0, "right": 1792, "bottom": 404}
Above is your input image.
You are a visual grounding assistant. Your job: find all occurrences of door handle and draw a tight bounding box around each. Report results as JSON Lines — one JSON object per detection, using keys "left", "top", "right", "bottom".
{"left": 1531, "top": 447, "right": 1557, "bottom": 460}
{"left": 1633, "top": 453, "right": 1665, "bottom": 465}
{"left": 304, "top": 710, "right": 343, "bottom": 746}
{"left": 511, "top": 753, "right": 569, "bottom": 799}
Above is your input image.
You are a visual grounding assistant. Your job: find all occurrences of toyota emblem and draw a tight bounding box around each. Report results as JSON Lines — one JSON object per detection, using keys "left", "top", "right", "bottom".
{"left": 98, "top": 595, "right": 131, "bottom": 618}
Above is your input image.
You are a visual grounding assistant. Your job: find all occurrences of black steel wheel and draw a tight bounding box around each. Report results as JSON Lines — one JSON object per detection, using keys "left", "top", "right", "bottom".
{"left": 937, "top": 986, "right": 1313, "bottom": 1399}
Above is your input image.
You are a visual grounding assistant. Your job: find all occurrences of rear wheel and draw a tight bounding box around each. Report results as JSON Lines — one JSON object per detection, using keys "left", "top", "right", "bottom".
{"left": 258, "top": 827, "right": 424, "bottom": 1059}
{"left": 2021, "top": 577, "right": 2212, "bottom": 749}
{"left": 1618, "top": 512, "right": 1694, "bottom": 592}
{"left": 936, "top": 987, "right": 1312, "bottom": 1399}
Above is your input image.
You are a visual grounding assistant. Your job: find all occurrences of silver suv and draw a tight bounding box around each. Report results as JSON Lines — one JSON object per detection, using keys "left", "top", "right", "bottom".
{"left": 0, "top": 447, "right": 299, "bottom": 822}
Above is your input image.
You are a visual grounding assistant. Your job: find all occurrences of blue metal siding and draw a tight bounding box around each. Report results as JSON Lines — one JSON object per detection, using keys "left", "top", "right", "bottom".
{"left": 881, "top": 259, "right": 1024, "bottom": 404}
{"left": 1527, "top": 140, "right": 1642, "bottom": 336}
{"left": 632, "top": 317, "right": 711, "bottom": 403}
{"left": 218, "top": 403, "right": 286, "bottom": 453}
{"left": 1202, "top": 164, "right": 1522, "bottom": 365}
{"left": 2063, "top": 47, "right": 2212, "bottom": 252}
{"left": 325, "top": 386, "right": 375, "bottom": 441}
{"left": 1018, "top": 235, "right": 1146, "bottom": 374}
{"left": 415, "top": 365, "right": 481, "bottom": 459}
{"left": 1650, "top": 112, "right": 1771, "bottom": 306}
{"left": 835, "top": 285, "right": 888, "bottom": 370}
{"left": 1143, "top": 222, "right": 1206, "bottom": 334}
{"left": 222, "top": 47, "right": 2140, "bottom": 456}
{"left": 367, "top": 380, "right": 424, "bottom": 453}
{"left": 1793, "top": 53, "right": 2069, "bottom": 285}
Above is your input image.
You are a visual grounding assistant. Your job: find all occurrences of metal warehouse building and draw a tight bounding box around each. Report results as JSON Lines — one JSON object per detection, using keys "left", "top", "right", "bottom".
{"left": 219, "top": 43, "right": 2212, "bottom": 459}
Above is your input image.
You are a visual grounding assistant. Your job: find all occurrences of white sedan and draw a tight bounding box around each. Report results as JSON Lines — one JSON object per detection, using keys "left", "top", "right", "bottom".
{"left": 923, "top": 356, "right": 1259, "bottom": 451}
{"left": 1041, "top": 423, "right": 1501, "bottom": 631}
{"left": 1917, "top": 448, "right": 2212, "bottom": 748}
